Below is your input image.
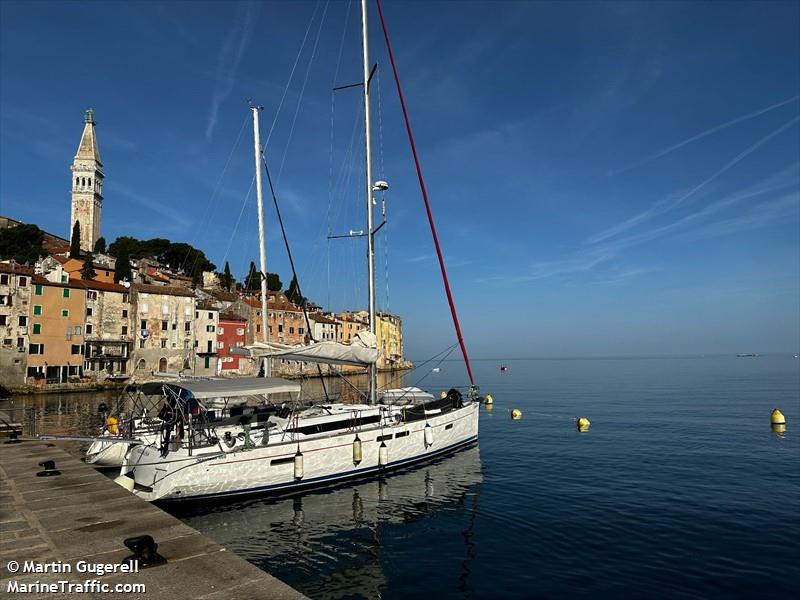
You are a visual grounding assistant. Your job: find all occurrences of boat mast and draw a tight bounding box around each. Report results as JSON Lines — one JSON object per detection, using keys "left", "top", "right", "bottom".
{"left": 361, "top": 0, "right": 377, "bottom": 404}
{"left": 252, "top": 105, "right": 271, "bottom": 376}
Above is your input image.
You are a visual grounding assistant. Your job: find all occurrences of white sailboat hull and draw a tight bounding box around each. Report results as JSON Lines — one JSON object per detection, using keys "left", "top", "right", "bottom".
{"left": 123, "top": 402, "right": 479, "bottom": 501}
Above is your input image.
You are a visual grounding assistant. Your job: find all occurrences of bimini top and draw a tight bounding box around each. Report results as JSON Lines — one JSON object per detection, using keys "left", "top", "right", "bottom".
{"left": 162, "top": 377, "right": 300, "bottom": 399}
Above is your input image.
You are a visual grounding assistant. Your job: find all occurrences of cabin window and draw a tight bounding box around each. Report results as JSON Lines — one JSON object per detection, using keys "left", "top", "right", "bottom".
{"left": 445, "top": 424, "right": 453, "bottom": 430}
{"left": 270, "top": 456, "right": 295, "bottom": 466}
{"left": 377, "top": 434, "right": 392, "bottom": 442}
{"left": 395, "top": 431, "right": 409, "bottom": 438}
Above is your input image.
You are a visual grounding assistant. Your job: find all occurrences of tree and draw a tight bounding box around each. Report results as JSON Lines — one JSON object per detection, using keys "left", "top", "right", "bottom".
{"left": 0, "top": 224, "right": 45, "bottom": 263}
{"left": 220, "top": 261, "right": 234, "bottom": 291}
{"left": 114, "top": 250, "right": 132, "bottom": 283}
{"left": 266, "top": 272, "right": 282, "bottom": 292}
{"left": 70, "top": 221, "right": 81, "bottom": 257}
{"left": 80, "top": 252, "right": 97, "bottom": 280}
{"left": 286, "top": 275, "right": 306, "bottom": 307}
{"left": 93, "top": 237, "right": 106, "bottom": 254}
{"left": 244, "top": 262, "right": 260, "bottom": 291}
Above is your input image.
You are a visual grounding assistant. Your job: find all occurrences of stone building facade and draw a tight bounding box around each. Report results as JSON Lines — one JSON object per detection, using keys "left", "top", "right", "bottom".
{"left": 80, "top": 281, "right": 132, "bottom": 380}
{"left": 0, "top": 263, "right": 33, "bottom": 385}
{"left": 193, "top": 302, "right": 219, "bottom": 376}
{"left": 130, "top": 284, "right": 195, "bottom": 379}
{"left": 218, "top": 311, "right": 248, "bottom": 374}
{"left": 70, "top": 109, "right": 103, "bottom": 252}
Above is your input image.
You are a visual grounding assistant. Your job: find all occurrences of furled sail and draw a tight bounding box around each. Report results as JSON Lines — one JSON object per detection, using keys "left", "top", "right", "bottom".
{"left": 231, "top": 331, "right": 380, "bottom": 367}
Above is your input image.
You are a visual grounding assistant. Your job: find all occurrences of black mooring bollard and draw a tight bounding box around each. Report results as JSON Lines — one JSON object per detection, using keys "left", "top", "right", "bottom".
{"left": 121, "top": 535, "right": 167, "bottom": 568}
{"left": 36, "top": 460, "right": 61, "bottom": 477}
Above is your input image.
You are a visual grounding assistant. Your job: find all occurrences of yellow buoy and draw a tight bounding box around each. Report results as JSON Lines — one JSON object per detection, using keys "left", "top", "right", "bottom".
{"left": 106, "top": 417, "right": 118, "bottom": 435}
{"left": 576, "top": 417, "right": 591, "bottom": 432}
{"left": 771, "top": 408, "right": 786, "bottom": 425}
{"left": 510, "top": 409, "right": 522, "bottom": 420}
{"left": 440, "top": 391, "right": 447, "bottom": 399}
{"left": 485, "top": 403, "right": 494, "bottom": 411}
{"left": 485, "top": 394, "right": 494, "bottom": 405}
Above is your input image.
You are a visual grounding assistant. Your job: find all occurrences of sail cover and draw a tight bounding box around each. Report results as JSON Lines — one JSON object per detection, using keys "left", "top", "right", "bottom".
{"left": 232, "top": 331, "right": 380, "bottom": 367}
{"left": 169, "top": 377, "right": 300, "bottom": 398}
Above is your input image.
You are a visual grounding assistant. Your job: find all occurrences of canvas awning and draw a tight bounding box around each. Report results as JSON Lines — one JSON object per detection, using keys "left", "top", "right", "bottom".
{"left": 164, "top": 377, "right": 300, "bottom": 398}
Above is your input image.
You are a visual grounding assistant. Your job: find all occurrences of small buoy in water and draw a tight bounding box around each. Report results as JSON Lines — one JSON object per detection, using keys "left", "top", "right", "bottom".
{"left": 510, "top": 409, "right": 522, "bottom": 420}
{"left": 294, "top": 450, "right": 304, "bottom": 480}
{"left": 485, "top": 403, "right": 494, "bottom": 411}
{"left": 440, "top": 391, "right": 447, "bottom": 399}
{"left": 114, "top": 473, "right": 135, "bottom": 492}
{"left": 576, "top": 417, "right": 591, "bottom": 432}
{"left": 771, "top": 408, "right": 786, "bottom": 425}
{"left": 485, "top": 394, "right": 494, "bottom": 405}
{"left": 353, "top": 434, "right": 362, "bottom": 465}
{"left": 378, "top": 441, "right": 388, "bottom": 467}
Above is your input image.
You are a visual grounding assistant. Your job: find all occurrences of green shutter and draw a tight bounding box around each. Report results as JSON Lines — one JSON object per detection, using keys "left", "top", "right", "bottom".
{"left": 32, "top": 324, "right": 41, "bottom": 335}
{"left": 61, "top": 309, "right": 69, "bottom": 317}
{"left": 33, "top": 305, "right": 42, "bottom": 316}
{"left": 63, "top": 288, "right": 70, "bottom": 298}
{"left": 34, "top": 285, "right": 43, "bottom": 296}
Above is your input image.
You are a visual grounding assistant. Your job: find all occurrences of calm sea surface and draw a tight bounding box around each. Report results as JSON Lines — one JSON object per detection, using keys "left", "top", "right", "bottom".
{"left": 4, "top": 356, "right": 799, "bottom": 599}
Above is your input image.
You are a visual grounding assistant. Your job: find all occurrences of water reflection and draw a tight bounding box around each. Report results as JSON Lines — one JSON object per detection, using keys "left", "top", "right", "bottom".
{"left": 0, "top": 370, "right": 415, "bottom": 438}
{"left": 175, "top": 446, "right": 484, "bottom": 600}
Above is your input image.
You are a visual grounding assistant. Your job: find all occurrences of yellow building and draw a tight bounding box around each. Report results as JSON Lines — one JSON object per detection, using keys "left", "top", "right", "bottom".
{"left": 27, "top": 277, "right": 86, "bottom": 383}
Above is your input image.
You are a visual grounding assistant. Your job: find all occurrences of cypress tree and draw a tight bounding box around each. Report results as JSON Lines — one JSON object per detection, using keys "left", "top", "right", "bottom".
{"left": 70, "top": 221, "right": 81, "bottom": 257}
{"left": 80, "top": 252, "right": 97, "bottom": 280}
{"left": 114, "top": 250, "right": 132, "bottom": 283}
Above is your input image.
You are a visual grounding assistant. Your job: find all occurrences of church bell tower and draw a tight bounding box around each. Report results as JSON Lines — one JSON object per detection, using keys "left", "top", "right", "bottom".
{"left": 70, "top": 108, "right": 103, "bottom": 252}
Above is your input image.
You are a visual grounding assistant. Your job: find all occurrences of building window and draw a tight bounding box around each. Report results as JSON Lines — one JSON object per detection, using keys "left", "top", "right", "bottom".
{"left": 2, "top": 337, "right": 10, "bottom": 345}
{"left": 184, "top": 322, "right": 191, "bottom": 332}
{"left": 63, "top": 288, "right": 70, "bottom": 298}
{"left": 71, "top": 344, "right": 82, "bottom": 355}
{"left": 161, "top": 339, "right": 167, "bottom": 348}
{"left": 289, "top": 327, "right": 294, "bottom": 334}
{"left": 137, "top": 359, "right": 146, "bottom": 371}
{"left": 206, "top": 325, "right": 215, "bottom": 332}
{"left": 183, "top": 339, "right": 190, "bottom": 349}
{"left": 33, "top": 305, "right": 42, "bottom": 316}
{"left": 256, "top": 325, "right": 261, "bottom": 333}
{"left": 0, "top": 274, "right": 7, "bottom": 285}
{"left": 87, "top": 291, "right": 97, "bottom": 300}
{"left": 218, "top": 341, "right": 224, "bottom": 349}
{"left": 122, "top": 325, "right": 128, "bottom": 335}
{"left": 29, "top": 344, "right": 43, "bottom": 355}
{"left": 141, "top": 302, "right": 148, "bottom": 313}
{"left": 18, "top": 276, "right": 27, "bottom": 287}
{"left": 299, "top": 328, "right": 304, "bottom": 334}
{"left": 204, "top": 356, "right": 210, "bottom": 369}
{"left": 34, "top": 284, "right": 43, "bottom": 296}
{"left": 278, "top": 325, "right": 283, "bottom": 333}
{"left": 161, "top": 320, "right": 168, "bottom": 331}
{"left": 122, "top": 293, "right": 129, "bottom": 303}
{"left": 62, "top": 309, "right": 69, "bottom": 318}
{"left": 0, "top": 316, "right": 6, "bottom": 326}
{"left": 139, "top": 339, "right": 145, "bottom": 349}
{"left": 208, "top": 312, "right": 213, "bottom": 319}
{"left": 86, "top": 307, "right": 92, "bottom": 316}
{"left": 18, "top": 316, "right": 27, "bottom": 327}
{"left": 66, "top": 327, "right": 72, "bottom": 340}
{"left": 237, "top": 328, "right": 244, "bottom": 336}
{"left": 140, "top": 319, "right": 147, "bottom": 330}
{"left": 218, "top": 327, "right": 224, "bottom": 334}
{"left": 82, "top": 325, "right": 89, "bottom": 335}
{"left": 32, "top": 324, "right": 41, "bottom": 335}
{"left": 122, "top": 309, "right": 128, "bottom": 318}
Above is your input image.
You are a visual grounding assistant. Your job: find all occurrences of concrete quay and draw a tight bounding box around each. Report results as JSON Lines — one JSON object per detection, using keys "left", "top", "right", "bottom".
{"left": 0, "top": 437, "right": 307, "bottom": 599}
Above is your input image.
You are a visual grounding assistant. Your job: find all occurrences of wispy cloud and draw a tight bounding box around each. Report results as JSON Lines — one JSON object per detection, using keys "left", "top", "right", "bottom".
{"left": 406, "top": 254, "right": 433, "bottom": 263}
{"left": 106, "top": 182, "right": 193, "bottom": 232}
{"left": 612, "top": 95, "right": 800, "bottom": 176}
{"left": 205, "top": 2, "right": 257, "bottom": 142}
{"left": 587, "top": 115, "right": 800, "bottom": 244}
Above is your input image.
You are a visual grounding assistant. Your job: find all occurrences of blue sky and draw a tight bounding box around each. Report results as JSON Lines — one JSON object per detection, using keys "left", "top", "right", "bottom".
{"left": 1, "top": 1, "right": 798, "bottom": 359}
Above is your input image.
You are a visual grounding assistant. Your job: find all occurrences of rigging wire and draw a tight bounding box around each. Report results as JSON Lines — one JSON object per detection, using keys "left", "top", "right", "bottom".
{"left": 376, "top": 0, "right": 476, "bottom": 387}
{"left": 376, "top": 64, "right": 390, "bottom": 313}
{"left": 276, "top": 0, "right": 331, "bottom": 190}
{"left": 179, "top": 112, "right": 250, "bottom": 274}
{"left": 260, "top": 152, "right": 330, "bottom": 403}
{"left": 265, "top": 2, "right": 322, "bottom": 150}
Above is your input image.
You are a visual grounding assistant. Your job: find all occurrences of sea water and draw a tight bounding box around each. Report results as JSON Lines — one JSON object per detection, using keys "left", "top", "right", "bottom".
{"left": 6, "top": 356, "right": 798, "bottom": 598}
{"left": 175, "top": 355, "right": 800, "bottom": 599}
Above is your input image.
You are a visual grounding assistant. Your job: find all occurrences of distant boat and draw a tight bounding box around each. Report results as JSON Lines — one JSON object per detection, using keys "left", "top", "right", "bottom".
{"left": 500, "top": 364, "right": 508, "bottom": 372}
{"left": 432, "top": 367, "right": 441, "bottom": 373}
{"left": 736, "top": 353, "right": 759, "bottom": 357}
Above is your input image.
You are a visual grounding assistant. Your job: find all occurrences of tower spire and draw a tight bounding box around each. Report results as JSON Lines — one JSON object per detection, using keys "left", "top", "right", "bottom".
{"left": 70, "top": 109, "right": 104, "bottom": 252}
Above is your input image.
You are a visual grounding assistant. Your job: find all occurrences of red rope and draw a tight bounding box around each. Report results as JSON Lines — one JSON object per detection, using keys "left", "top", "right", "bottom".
{"left": 375, "top": 0, "right": 475, "bottom": 386}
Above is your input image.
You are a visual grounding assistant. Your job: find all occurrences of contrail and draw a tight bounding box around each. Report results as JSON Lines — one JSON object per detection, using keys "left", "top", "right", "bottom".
{"left": 612, "top": 95, "right": 799, "bottom": 176}
{"left": 589, "top": 115, "right": 800, "bottom": 244}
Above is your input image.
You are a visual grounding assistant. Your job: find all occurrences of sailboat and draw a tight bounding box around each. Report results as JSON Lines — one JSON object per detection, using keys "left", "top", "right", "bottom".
{"left": 116, "top": 0, "right": 480, "bottom": 502}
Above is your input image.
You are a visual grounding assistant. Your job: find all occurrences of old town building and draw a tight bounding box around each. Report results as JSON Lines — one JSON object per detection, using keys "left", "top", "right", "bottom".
{"left": 217, "top": 310, "right": 248, "bottom": 374}
{"left": 26, "top": 277, "right": 86, "bottom": 384}
{"left": 80, "top": 280, "right": 132, "bottom": 380}
{"left": 130, "top": 284, "right": 195, "bottom": 378}
{"left": 193, "top": 301, "right": 219, "bottom": 376}
{"left": 309, "top": 312, "right": 339, "bottom": 342}
{"left": 0, "top": 263, "right": 33, "bottom": 385}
